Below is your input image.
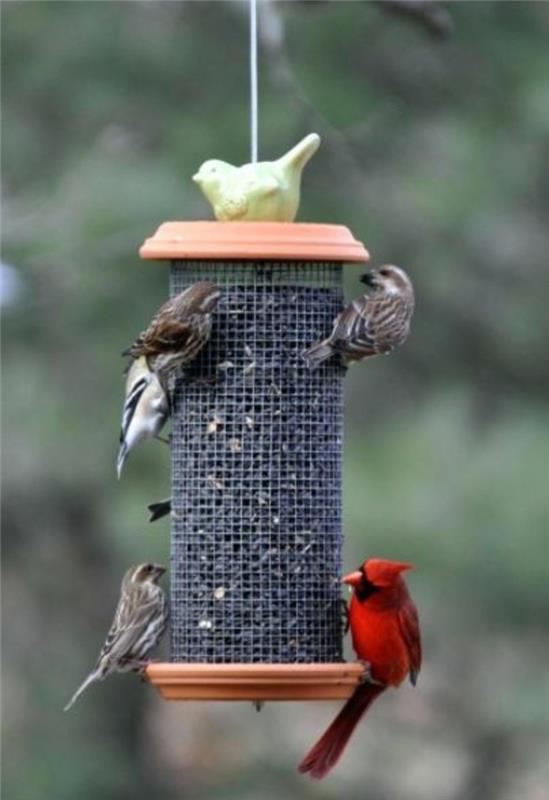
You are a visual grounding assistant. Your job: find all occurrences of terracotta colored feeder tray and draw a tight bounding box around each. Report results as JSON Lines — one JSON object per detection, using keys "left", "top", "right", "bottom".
{"left": 145, "top": 662, "right": 365, "bottom": 701}
{"left": 139, "top": 221, "right": 369, "bottom": 263}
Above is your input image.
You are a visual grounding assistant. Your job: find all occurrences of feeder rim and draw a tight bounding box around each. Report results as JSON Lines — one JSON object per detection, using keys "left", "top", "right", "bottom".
{"left": 145, "top": 662, "right": 365, "bottom": 701}
{"left": 139, "top": 221, "right": 369, "bottom": 263}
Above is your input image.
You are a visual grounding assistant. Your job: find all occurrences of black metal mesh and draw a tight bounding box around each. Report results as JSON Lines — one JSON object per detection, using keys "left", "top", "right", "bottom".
{"left": 169, "top": 260, "right": 344, "bottom": 663}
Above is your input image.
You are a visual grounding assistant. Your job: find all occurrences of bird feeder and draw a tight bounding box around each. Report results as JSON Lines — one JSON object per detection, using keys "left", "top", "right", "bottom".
{"left": 141, "top": 221, "right": 369, "bottom": 701}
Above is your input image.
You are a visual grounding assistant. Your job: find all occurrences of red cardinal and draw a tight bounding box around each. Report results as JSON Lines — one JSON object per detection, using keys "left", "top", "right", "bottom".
{"left": 298, "top": 558, "right": 421, "bottom": 779}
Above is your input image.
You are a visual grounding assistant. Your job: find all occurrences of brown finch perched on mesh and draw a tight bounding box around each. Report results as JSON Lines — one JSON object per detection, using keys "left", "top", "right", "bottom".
{"left": 64, "top": 563, "right": 168, "bottom": 711}
{"left": 117, "top": 356, "right": 169, "bottom": 479}
{"left": 123, "top": 281, "right": 221, "bottom": 389}
{"left": 303, "top": 266, "right": 415, "bottom": 369}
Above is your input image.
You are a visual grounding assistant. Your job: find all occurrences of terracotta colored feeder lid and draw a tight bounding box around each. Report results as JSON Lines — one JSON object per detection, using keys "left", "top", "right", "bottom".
{"left": 139, "top": 221, "right": 369, "bottom": 263}
{"left": 145, "top": 662, "right": 365, "bottom": 701}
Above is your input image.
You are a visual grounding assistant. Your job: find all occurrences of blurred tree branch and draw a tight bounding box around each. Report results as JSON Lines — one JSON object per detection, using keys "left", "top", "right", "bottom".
{"left": 376, "top": 0, "right": 454, "bottom": 39}
{"left": 254, "top": 1, "right": 369, "bottom": 190}
{"left": 296, "top": 0, "right": 453, "bottom": 39}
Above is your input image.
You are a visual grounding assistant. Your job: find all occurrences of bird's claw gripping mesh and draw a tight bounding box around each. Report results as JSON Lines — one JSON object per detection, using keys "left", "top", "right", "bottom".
{"left": 170, "top": 261, "right": 344, "bottom": 663}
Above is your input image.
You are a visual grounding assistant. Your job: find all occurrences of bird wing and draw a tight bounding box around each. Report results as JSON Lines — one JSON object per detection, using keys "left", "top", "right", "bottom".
{"left": 123, "top": 283, "right": 218, "bottom": 359}
{"left": 126, "top": 317, "right": 202, "bottom": 358}
{"left": 397, "top": 598, "right": 422, "bottom": 685}
{"left": 251, "top": 174, "right": 279, "bottom": 196}
{"left": 97, "top": 587, "right": 161, "bottom": 667}
{"left": 119, "top": 374, "right": 149, "bottom": 443}
{"left": 107, "top": 599, "right": 165, "bottom": 664}
{"left": 329, "top": 297, "right": 378, "bottom": 357}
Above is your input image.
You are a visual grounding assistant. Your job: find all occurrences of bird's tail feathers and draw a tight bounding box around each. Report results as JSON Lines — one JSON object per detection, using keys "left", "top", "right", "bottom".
{"left": 277, "top": 133, "right": 320, "bottom": 173}
{"left": 302, "top": 339, "right": 333, "bottom": 370}
{"left": 63, "top": 669, "right": 102, "bottom": 712}
{"left": 116, "top": 441, "right": 128, "bottom": 480}
{"left": 298, "top": 682, "right": 384, "bottom": 779}
{"left": 148, "top": 499, "right": 172, "bottom": 523}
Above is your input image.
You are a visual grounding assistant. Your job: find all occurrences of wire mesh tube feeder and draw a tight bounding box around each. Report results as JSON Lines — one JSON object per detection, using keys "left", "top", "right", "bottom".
{"left": 141, "top": 221, "right": 369, "bottom": 701}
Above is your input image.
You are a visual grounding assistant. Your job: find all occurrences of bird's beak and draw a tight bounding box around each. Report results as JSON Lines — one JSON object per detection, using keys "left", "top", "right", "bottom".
{"left": 360, "top": 270, "right": 378, "bottom": 287}
{"left": 192, "top": 173, "right": 202, "bottom": 184}
{"left": 342, "top": 570, "right": 363, "bottom": 587}
{"left": 153, "top": 565, "right": 166, "bottom": 578}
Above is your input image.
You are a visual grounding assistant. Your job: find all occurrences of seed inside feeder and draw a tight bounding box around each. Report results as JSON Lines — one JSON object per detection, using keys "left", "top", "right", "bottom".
{"left": 168, "top": 261, "right": 346, "bottom": 664}
{"left": 207, "top": 414, "right": 224, "bottom": 434}
{"left": 207, "top": 475, "right": 224, "bottom": 491}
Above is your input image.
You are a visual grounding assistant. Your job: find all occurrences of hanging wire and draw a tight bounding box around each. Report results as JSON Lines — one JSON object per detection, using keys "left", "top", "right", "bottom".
{"left": 250, "top": 0, "right": 258, "bottom": 162}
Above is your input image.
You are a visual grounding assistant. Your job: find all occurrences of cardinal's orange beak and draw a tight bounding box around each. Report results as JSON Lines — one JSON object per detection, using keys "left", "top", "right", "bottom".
{"left": 342, "top": 570, "right": 363, "bottom": 587}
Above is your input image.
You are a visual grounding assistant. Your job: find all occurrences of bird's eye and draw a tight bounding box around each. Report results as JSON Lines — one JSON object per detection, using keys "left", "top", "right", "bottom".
{"left": 144, "top": 564, "right": 153, "bottom": 573}
{"left": 379, "top": 269, "right": 389, "bottom": 277}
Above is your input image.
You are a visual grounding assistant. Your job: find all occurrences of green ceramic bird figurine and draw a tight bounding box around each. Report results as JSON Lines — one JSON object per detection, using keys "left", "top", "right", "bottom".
{"left": 192, "top": 133, "right": 321, "bottom": 222}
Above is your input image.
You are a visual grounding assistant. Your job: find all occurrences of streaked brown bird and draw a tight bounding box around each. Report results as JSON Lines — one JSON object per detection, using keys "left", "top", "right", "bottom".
{"left": 64, "top": 563, "right": 168, "bottom": 711}
{"left": 123, "top": 281, "right": 221, "bottom": 388}
{"left": 303, "top": 266, "right": 414, "bottom": 369}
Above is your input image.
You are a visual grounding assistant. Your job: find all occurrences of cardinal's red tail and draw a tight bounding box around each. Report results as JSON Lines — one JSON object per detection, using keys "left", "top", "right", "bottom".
{"left": 298, "top": 682, "right": 385, "bottom": 779}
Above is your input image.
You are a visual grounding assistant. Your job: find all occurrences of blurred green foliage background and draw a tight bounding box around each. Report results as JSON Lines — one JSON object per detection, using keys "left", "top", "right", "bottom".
{"left": 2, "top": 2, "right": 549, "bottom": 799}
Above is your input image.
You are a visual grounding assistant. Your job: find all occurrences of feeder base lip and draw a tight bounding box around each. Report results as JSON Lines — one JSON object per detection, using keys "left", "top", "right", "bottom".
{"left": 145, "top": 662, "right": 365, "bottom": 701}
{"left": 139, "top": 221, "right": 369, "bottom": 263}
